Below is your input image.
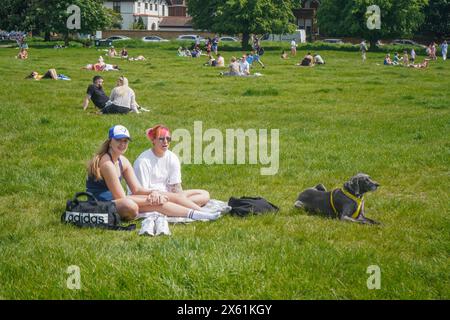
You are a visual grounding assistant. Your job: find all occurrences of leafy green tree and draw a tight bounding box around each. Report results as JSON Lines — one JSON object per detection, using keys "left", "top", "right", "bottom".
{"left": 420, "top": 0, "right": 450, "bottom": 37}
{"left": 187, "top": 0, "right": 297, "bottom": 49}
{"left": 0, "top": 0, "right": 115, "bottom": 44}
{"left": 317, "top": 0, "right": 429, "bottom": 47}
{"left": 132, "top": 16, "right": 146, "bottom": 30}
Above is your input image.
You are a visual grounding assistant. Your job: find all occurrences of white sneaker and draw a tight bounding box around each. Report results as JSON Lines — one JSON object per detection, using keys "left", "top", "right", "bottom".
{"left": 139, "top": 217, "right": 155, "bottom": 236}
{"left": 202, "top": 200, "right": 232, "bottom": 213}
{"left": 154, "top": 217, "right": 171, "bottom": 236}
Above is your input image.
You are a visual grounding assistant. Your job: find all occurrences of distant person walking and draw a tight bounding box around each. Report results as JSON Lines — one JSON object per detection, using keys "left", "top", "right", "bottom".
{"left": 441, "top": 40, "right": 448, "bottom": 61}
{"left": 360, "top": 40, "right": 368, "bottom": 62}
{"left": 212, "top": 35, "right": 219, "bottom": 55}
{"left": 410, "top": 48, "right": 416, "bottom": 64}
{"left": 291, "top": 39, "right": 297, "bottom": 56}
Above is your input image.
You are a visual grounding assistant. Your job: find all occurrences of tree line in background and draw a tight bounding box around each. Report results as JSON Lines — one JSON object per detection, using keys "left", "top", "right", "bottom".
{"left": 317, "top": 0, "right": 449, "bottom": 46}
{"left": 0, "top": 0, "right": 448, "bottom": 48}
{"left": 0, "top": 0, "right": 121, "bottom": 44}
{"left": 187, "top": 0, "right": 448, "bottom": 48}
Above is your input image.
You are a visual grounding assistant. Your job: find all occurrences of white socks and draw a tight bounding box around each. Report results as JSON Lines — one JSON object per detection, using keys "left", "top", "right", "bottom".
{"left": 188, "top": 209, "right": 221, "bottom": 221}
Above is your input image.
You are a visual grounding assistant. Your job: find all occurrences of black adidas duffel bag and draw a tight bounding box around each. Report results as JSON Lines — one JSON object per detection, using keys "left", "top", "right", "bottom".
{"left": 61, "top": 192, "right": 135, "bottom": 231}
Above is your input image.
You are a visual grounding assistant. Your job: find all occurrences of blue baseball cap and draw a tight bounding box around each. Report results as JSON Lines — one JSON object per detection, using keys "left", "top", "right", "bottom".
{"left": 109, "top": 125, "right": 131, "bottom": 140}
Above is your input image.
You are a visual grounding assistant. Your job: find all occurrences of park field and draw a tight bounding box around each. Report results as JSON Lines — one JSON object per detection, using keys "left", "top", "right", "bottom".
{"left": 0, "top": 42, "right": 448, "bottom": 299}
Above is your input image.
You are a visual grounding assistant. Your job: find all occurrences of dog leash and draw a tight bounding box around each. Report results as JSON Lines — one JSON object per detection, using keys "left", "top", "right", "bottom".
{"left": 330, "top": 188, "right": 363, "bottom": 219}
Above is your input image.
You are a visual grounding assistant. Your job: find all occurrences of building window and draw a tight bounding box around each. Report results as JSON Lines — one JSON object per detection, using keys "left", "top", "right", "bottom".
{"left": 145, "top": 3, "right": 148, "bottom": 10}
{"left": 113, "top": 1, "right": 120, "bottom": 13}
{"left": 162, "top": 5, "right": 165, "bottom": 16}
{"left": 151, "top": 23, "right": 156, "bottom": 30}
{"left": 155, "top": 4, "right": 158, "bottom": 11}
{"left": 150, "top": 4, "right": 153, "bottom": 10}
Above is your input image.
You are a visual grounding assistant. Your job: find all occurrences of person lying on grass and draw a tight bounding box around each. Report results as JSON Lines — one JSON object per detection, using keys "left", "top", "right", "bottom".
{"left": 128, "top": 55, "right": 146, "bottom": 61}
{"left": 25, "top": 69, "right": 70, "bottom": 80}
{"left": 86, "top": 125, "right": 220, "bottom": 221}
{"left": 26, "top": 69, "right": 58, "bottom": 80}
{"left": 82, "top": 57, "right": 119, "bottom": 71}
{"left": 409, "top": 59, "right": 430, "bottom": 69}
{"left": 132, "top": 124, "right": 220, "bottom": 218}
{"left": 281, "top": 50, "right": 289, "bottom": 59}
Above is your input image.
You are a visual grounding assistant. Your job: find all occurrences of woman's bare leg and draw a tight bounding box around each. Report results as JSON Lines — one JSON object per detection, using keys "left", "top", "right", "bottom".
{"left": 182, "top": 189, "right": 210, "bottom": 207}
{"left": 161, "top": 192, "right": 204, "bottom": 210}
{"left": 114, "top": 198, "right": 139, "bottom": 221}
{"left": 138, "top": 201, "right": 191, "bottom": 217}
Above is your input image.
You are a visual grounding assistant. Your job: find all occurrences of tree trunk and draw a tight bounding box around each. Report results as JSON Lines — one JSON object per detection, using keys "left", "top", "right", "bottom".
{"left": 64, "top": 32, "right": 70, "bottom": 47}
{"left": 44, "top": 31, "right": 51, "bottom": 41}
{"left": 241, "top": 32, "right": 250, "bottom": 51}
{"left": 369, "top": 39, "right": 378, "bottom": 50}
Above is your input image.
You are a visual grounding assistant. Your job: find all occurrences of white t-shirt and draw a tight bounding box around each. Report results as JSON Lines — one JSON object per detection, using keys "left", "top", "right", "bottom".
{"left": 217, "top": 56, "right": 225, "bottom": 67}
{"left": 239, "top": 60, "right": 250, "bottom": 74}
{"left": 133, "top": 149, "right": 182, "bottom": 192}
{"left": 291, "top": 40, "right": 297, "bottom": 48}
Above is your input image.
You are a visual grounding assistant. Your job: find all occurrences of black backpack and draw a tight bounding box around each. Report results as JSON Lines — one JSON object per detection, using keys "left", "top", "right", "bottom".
{"left": 258, "top": 47, "right": 265, "bottom": 56}
{"left": 228, "top": 196, "right": 279, "bottom": 217}
{"left": 61, "top": 192, "right": 136, "bottom": 231}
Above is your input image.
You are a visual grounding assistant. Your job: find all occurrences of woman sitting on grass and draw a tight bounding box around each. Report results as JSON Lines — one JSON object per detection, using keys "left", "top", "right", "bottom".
{"left": 132, "top": 124, "right": 219, "bottom": 217}
{"left": 108, "top": 47, "right": 118, "bottom": 57}
{"left": 99, "top": 76, "right": 139, "bottom": 114}
{"left": 121, "top": 47, "right": 129, "bottom": 59}
{"left": 17, "top": 48, "right": 28, "bottom": 60}
{"left": 220, "top": 57, "right": 241, "bottom": 76}
{"left": 384, "top": 54, "right": 393, "bottom": 65}
{"left": 216, "top": 54, "right": 225, "bottom": 67}
{"left": 86, "top": 125, "right": 220, "bottom": 221}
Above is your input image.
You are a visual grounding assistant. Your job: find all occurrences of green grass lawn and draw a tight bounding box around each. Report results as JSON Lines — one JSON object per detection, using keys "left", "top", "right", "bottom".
{"left": 0, "top": 42, "right": 449, "bottom": 299}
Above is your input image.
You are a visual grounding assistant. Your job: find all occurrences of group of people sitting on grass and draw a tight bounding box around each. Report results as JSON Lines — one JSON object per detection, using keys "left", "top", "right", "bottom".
{"left": 86, "top": 124, "right": 221, "bottom": 222}
{"left": 106, "top": 46, "right": 147, "bottom": 61}
{"left": 83, "top": 75, "right": 149, "bottom": 115}
{"left": 384, "top": 51, "right": 430, "bottom": 69}
{"left": 204, "top": 53, "right": 225, "bottom": 67}
{"left": 177, "top": 45, "right": 203, "bottom": 58}
{"left": 220, "top": 54, "right": 264, "bottom": 77}
{"left": 296, "top": 52, "right": 325, "bottom": 66}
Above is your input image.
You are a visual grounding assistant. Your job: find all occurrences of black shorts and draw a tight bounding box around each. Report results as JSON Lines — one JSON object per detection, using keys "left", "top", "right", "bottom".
{"left": 101, "top": 104, "right": 130, "bottom": 114}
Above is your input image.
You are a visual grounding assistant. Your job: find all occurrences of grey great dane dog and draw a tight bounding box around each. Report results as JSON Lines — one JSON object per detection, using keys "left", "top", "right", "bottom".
{"left": 294, "top": 173, "right": 380, "bottom": 225}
